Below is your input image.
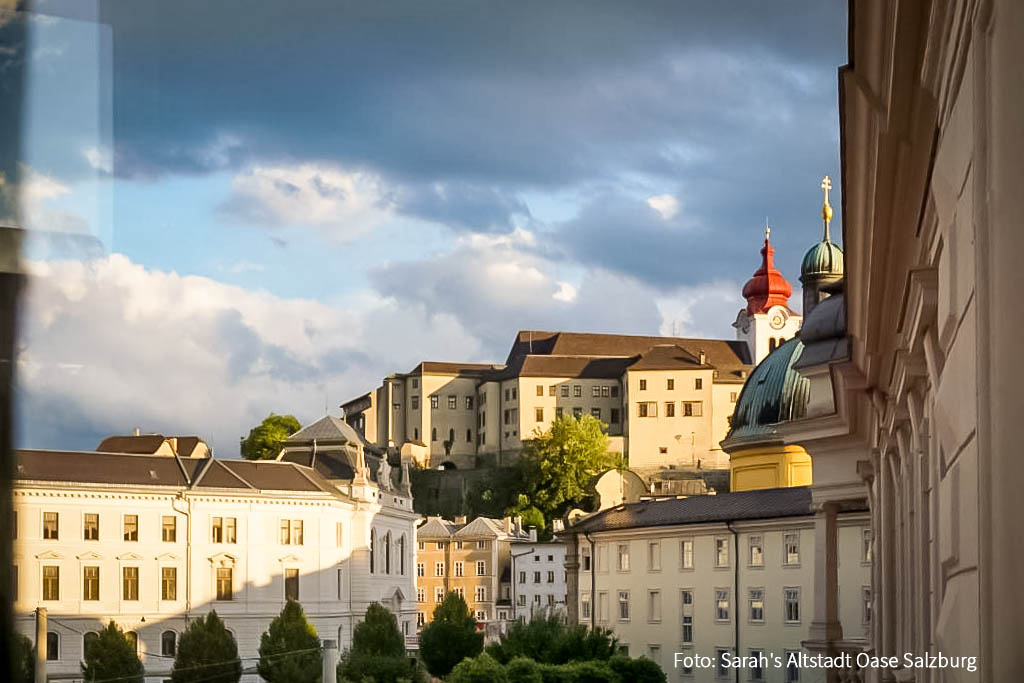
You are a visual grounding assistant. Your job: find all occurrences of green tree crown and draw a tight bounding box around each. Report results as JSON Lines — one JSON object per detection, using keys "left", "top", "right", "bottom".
{"left": 11, "top": 631, "right": 35, "bottom": 683}
{"left": 240, "top": 413, "right": 301, "bottom": 460}
{"left": 485, "top": 614, "right": 618, "bottom": 665}
{"left": 172, "top": 611, "right": 242, "bottom": 683}
{"left": 418, "top": 592, "right": 484, "bottom": 678}
{"left": 81, "top": 621, "right": 144, "bottom": 683}
{"left": 338, "top": 602, "right": 422, "bottom": 683}
{"left": 257, "top": 600, "right": 321, "bottom": 683}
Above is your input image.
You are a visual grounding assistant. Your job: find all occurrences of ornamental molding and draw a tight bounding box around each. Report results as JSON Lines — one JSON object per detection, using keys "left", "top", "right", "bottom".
{"left": 116, "top": 552, "right": 145, "bottom": 561}
{"left": 208, "top": 552, "right": 238, "bottom": 567}
{"left": 155, "top": 553, "right": 181, "bottom": 562}
{"left": 35, "top": 550, "right": 63, "bottom": 560}
{"left": 277, "top": 554, "right": 302, "bottom": 564}
{"left": 76, "top": 551, "right": 103, "bottom": 561}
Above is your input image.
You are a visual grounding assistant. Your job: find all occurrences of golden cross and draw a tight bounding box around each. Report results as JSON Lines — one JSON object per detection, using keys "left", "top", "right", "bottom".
{"left": 765, "top": 218, "right": 770, "bottom": 240}
{"left": 820, "top": 175, "right": 834, "bottom": 240}
{"left": 821, "top": 175, "right": 832, "bottom": 205}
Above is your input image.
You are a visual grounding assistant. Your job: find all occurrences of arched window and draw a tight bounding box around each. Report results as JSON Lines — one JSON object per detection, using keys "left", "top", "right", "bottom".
{"left": 385, "top": 532, "right": 392, "bottom": 574}
{"left": 46, "top": 632, "right": 59, "bottom": 661}
{"left": 398, "top": 535, "right": 406, "bottom": 575}
{"left": 448, "top": 428, "right": 454, "bottom": 443}
{"left": 161, "top": 630, "right": 176, "bottom": 657}
{"left": 431, "top": 427, "right": 437, "bottom": 441}
{"left": 337, "top": 625, "right": 344, "bottom": 650}
{"left": 768, "top": 338, "right": 777, "bottom": 351}
{"left": 125, "top": 631, "right": 138, "bottom": 654}
{"left": 369, "top": 529, "right": 376, "bottom": 574}
{"left": 83, "top": 631, "right": 99, "bottom": 658}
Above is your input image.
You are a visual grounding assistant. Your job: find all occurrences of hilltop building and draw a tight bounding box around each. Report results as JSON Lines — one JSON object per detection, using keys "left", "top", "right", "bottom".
{"left": 342, "top": 235, "right": 808, "bottom": 479}
{"left": 12, "top": 427, "right": 418, "bottom": 681}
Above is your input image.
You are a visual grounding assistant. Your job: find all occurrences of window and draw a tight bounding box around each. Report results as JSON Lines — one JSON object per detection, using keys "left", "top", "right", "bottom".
{"left": 637, "top": 402, "right": 657, "bottom": 417}
{"left": 862, "top": 586, "right": 872, "bottom": 624}
{"left": 477, "top": 561, "right": 487, "bottom": 576}
{"left": 125, "top": 631, "right": 138, "bottom": 654}
{"left": 43, "top": 511, "right": 58, "bottom": 540}
{"left": 785, "top": 651, "right": 800, "bottom": 682}
{"left": 681, "top": 590, "right": 694, "bottom": 642}
{"left": 618, "top": 591, "right": 630, "bottom": 620}
{"left": 592, "top": 386, "right": 600, "bottom": 397}
{"left": 581, "top": 547, "right": 592, "bottom": 571}
{"left": 570, "top": 406, "right": 581, "bottom": 418}
{"left": 83, "top": 566, "right": 100, "bottom": 601}
{"left": 333, "top": 522, "right": 344, "bottom": 547}
{"left": 162, "top": 516, "right": 177, "bottom": 542}
{"left": 83, "top": 632, "right": 98, "bottom": 657}
{"left": 547, "top": 594, "right": 555, "bottom": 605}
{"left": 430, "top": 395, "right": 438, "bottom": 409}
{"left": 546, "top": 570, "right": 554, "bottom": 583}
{"left": 518, "top": 594, "right": 526, "bottom": 606}
{"left": 647, "top": 541, "right": 661, "bottom": 571}
{"left": 610, "top": 385, "right": 619, "bottom": 397}
{"left": 212, "top": 517, "right": 237, "bottom": 544}
{"left": 285, "top": 568, "right": 299, "bottom": 601}
{"left": 448, "top": 395, "right": 457, "bottom": 409}
{"left": 416, "top": 562, "right": 424, "bottom": 577}
{"left": 783, "top": 532, "right": 800, "bottom": 565}
{"left": 454, "top": 561, "right": 464, "bottom": 577}
{"left": 435, "top": 587, "right": 445, "bottom": 602}
{"left": 46, "top": 632, "right": 59, "bottom": 661}
{"left": 678, "top": 647, "right": 694, "bottom": 675}
{"left": 536, "top": 407, "right": 544, "bottom": 422}
{"left": 123, "top": 567, "right": 139, "bottom": 600}
{"left": 715, "top": 537, "right": 729, "bottom": 567}
{"left": 537, "top": 385, "right": 545, "bottom": 396}
{"left": 475, "top": 610, "right": 486, "bottom": 621}
{"left": 412, "top": 378, "right": 419, "bottom": 389}
{"left": 162, "top": 567, "right": 177, "bottom": 600}
{"left": 417, "top": 612, "right": 426, "bottom": 627}
{"left": 280, "top": 519, "right": 304, "bottom": 545}
{"left": 417, "top": 588, "right": 425, "bottom": 603}
{"left": 683, "top": 401, "right": 703, "bottom": 416}
{"left": 475, "top": 586, "right": 487, "bottom": 602}
{"left": 749, "top": 535, "right": 764, "bottom": 567}
{"left": 597, "top": 591, "right": 608, "bottom": 621}
{"left": 83, "top": 513, "right": 99, "bottom": 540}
{"left": 581, "top": 593, "right": 591, "bottom": 619}
{"left": 730, "top": 391, "right": 738, "bottom": 402}
{"left": 610, "top": 408, "right": 620, "bottom": 423}
{"left": 42, "top": 566, "right": 59, "bottom": 600}
{"left": 432, "top": 427, "right": 437, "bottom": 441}
{"left": 598, "top": 385, "right": 608, "bottom": 397}
{"left": 369, "top": 529, "right": 376, "bottom": 573}
{"left": 399, "top": 535, "right": 406, "bottom": 575}
{"left": 533, "top": 594, "right": 541, "bottom": 605}
{"left": 512, "top": 388, "right": 517, "bottom": 399}
{"left": 695, "top": 378, "right": 703, "bottom": 390}
{"left": 639, "top": 379, "right": 647, "bottom": 390}
{"left": 466, "top": 396, "right": 473, "bottom": 409}
{"left": 161, "top": 631, "right": 176, "bottom": 657}
{"left": 749, "top": 649, "right": 765, "bottom": 681}
{"left": 411, "top": 395, "right": 419, "bottom": 410}
{"left": 784, "top": 588, "right": 801, "bottom": 623}
{"left": 216, "top": 567, "right": 233, "bottom": 600}
{"left": 477, "top": 540, "right": 486, "bottom": 549}
{"left": 617, "top": 544, "right": 630, "bottom": 571}
{"left": 590, "top": 407, "right": 601, "bottom": 419}
{"left": 454, "top": 586, "right": 465, "bottom": 599}
{"left": 435, "top": 562, "right": 445, "bottom": 577}
{"left": 225, "top": 517, "right": 236, "bottom": 543}
{"left": 549, "top": 385, "right": 557, "bottom": 396}
{"left": 862, "top": 528, "right": 873, "bottom": 563}
{"left": 436, "top": 541, "right": 446, "bottom": 550}
{"left": 337, "top": 568, "right": 344, "bottom": 599}
{"left": 665, "top": 402, "right": 675, "bottom": 417}
{"left": 466, "top": 428, "right": 472, "bottom": 442}
{"left": 561, "top": 385, "right": 569, "bottom": 397}
{"left": 748, "top": 588, "right": 764, "bottom": 622}
{"left": 715, "top": 588, "right": 730, "bottom": 621}
{"left": 569, "top": 384, "right": 580, "bottom": 397}
{"left": 533, "top": 571, "right": 541, "bottom": 583}
{"left": 123, "top": 514, "right": 138, "bottom": 542}
{"left": 648, "top": 590, "right": 661, "bottom": 622}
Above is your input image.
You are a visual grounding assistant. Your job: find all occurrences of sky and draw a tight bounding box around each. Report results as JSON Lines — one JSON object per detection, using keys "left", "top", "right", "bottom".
{"left": 10, "top": 0, "right": 847, "bottom": 457}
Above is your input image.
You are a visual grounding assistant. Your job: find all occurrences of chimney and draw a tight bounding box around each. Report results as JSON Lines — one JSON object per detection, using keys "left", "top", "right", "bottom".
{"left": 514, "top": 515, "right": 523, "bottom": 537}
{"left": 503, "top": 516, "right": 513, "bottom": 534}
{"left": 454, "top": 515, "right": 467, "bottom": 525}
{"left": 698, "top": 350, "right": 706, "bottom": 365}
{"left": 527, "top": 526, "right": 537, "bottom": 542}
{"left": 134, "top": 427, "right": 140, "bottom": 436}
{"left": 552, "top": 519, "right": 564, "bottom": 533}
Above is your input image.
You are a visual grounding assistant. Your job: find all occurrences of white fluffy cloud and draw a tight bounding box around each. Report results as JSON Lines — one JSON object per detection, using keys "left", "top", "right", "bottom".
{"left": 646, "top": 193, "right": 680, "bottom": 220}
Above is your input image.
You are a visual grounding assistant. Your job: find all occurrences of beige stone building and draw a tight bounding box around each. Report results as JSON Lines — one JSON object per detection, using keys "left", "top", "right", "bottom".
{"left": 773, "top": 1, "right": 1024, "bottom": 681}
{"left": 414, "top": 515, "right": 531, "bottom": 639}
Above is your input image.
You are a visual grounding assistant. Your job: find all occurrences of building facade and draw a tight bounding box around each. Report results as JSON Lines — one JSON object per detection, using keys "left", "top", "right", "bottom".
{"left": 12, "top": 428, "right": 418, "bottom": 681}
{"left": 508, "top": 540, "right": 568, "bottom": 623}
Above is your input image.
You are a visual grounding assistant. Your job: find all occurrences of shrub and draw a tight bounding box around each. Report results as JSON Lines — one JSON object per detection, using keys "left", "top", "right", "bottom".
{"left": 446, "top": 652, "right": 507, "bottom": 683}
{"left": 505, "top": 657, "right": 543, "bottom": 683}
{"left": 257, "top": 600, "right": 321, "bottom": 683}
{"left": 418, "top": 592, "right": 483, "bottom": 677}
{"left": 607, "top": 655, "right": 665, "bottom": 683}
{"left": 172, "top": 611, "right": 242, "bottom": 683}
{"left": 337, "top": 602, "right": 423, "bottom": 683}
{"left": 81, "top": 621, "right": 144, "bottom": 683}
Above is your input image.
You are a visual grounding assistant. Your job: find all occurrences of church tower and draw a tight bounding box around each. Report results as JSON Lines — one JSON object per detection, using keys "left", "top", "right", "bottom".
{"left": 799, "top": 175, "right": 845, "bottom": 316}
{"left": 733, "top": 226, "right": 802, "bottom": 365}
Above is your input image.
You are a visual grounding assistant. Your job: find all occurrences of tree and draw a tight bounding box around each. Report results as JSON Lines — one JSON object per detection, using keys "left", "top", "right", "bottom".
{"left": 172, "top": 611, "right": 242, "bottom": 683}
{"left": 446, "top": 652, "right": 507, "bottom": 683}
{"left": 257, "top": 600, "right": 321, "bottom": 683}
{"left": 418, "top": 592, "right": 483, "bottom": 678}
{"left": 486, "top": 614, "right": 618, "bottom": 666}
{"left": 512, "top": 415, "right": 622, "bottom": 529}
{"left": 11, "top": 632, "right": 35, "bottom": 683}
{"left": 81, "top": 621, "right": 144, "bottom": 683}
{"left": 240, "top": 413, "right": 301, "bottom": 460}
{"left": 337, "top": 602, "right": 422, "bottom": 683}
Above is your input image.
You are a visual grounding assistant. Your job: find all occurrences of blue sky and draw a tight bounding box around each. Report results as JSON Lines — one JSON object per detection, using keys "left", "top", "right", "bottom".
{"left": 11, "top": 0, "right": 847, "bottom": 456}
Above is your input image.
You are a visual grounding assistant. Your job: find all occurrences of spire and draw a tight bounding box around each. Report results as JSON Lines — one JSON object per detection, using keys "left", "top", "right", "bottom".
{"left": 741, "top": 226, "right": 793, "bottom": 315}
{"left": 820, "top": 175, "right": 833, "bottom": 242}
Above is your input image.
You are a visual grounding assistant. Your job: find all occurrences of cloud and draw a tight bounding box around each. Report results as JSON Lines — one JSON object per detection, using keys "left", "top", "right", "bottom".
{"left": 647, "top": 194, "right": 679, "bottom": 220}
{"left": 83, "top": 145, "right": 113, "bottom": 174}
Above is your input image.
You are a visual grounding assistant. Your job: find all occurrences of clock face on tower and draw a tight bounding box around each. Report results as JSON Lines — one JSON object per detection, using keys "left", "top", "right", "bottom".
{"left": 769, "top": 308, "right": 787, "bottom": 330}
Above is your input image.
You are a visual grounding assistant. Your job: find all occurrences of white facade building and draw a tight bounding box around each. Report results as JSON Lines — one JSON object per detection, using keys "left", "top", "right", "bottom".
{"left": 565, "top": 487, "right": 870, "bottom": 683}
{"left": 510, "top": 541, "right": 567, "bottom": 622}
{"left": 12, "top": 422, "right": 418, "bottom": 682}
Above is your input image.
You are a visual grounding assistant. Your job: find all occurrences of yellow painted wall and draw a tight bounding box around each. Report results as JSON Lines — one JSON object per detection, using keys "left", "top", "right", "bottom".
{"left": 729, "top": 444, "right": 813, "bottom": 491}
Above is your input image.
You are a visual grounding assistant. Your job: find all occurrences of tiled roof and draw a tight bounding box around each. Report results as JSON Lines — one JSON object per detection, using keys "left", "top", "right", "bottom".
{"left": 628, "top": 344, "right": 708, "bottom": 371}
{"left": 722, "top": 338, "right": 809, "bottom": 447}
{"left": 412, "top": 361, "right": 503, "bottom": 376}
{"left": 571, "top": 487, "right": 815, "bottom": 532}
{"left": 417, "top": 516, "right": 460, "bottom": 538}
{"left": 16, "top": 450, "right": 202, "bottom": 487}
{"left": 279, "top": 448, "right": 357, "bottom": 480}
{"left": 516, "top": 355, "right": 632, "bottom": 379}
{"left": 288, "top": 415, "right": 364, "bottom": 445}
{"left": 96, "top": 435, "right": 169, "bottom": 454}
{"left": 454, "top": 516, "right": 506, "bottom": 538}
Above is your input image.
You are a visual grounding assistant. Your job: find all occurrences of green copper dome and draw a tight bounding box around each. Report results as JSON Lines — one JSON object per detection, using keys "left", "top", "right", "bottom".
{"left": 800, "top": 239, "right": 844, "bottom": 281}
{"left": 723, "top": 338, "right": 810, "bottom": 447}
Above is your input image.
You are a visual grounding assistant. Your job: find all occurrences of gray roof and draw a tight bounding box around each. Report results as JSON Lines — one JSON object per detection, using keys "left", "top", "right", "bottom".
{"left": 571, "top": 487, "right": 815, "bottom": 532}
{"left": 287, "top": 415, "right": 364, "bottom": 445}
{"left": 793, "top": 293, "right": 848, "bottom": 370}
